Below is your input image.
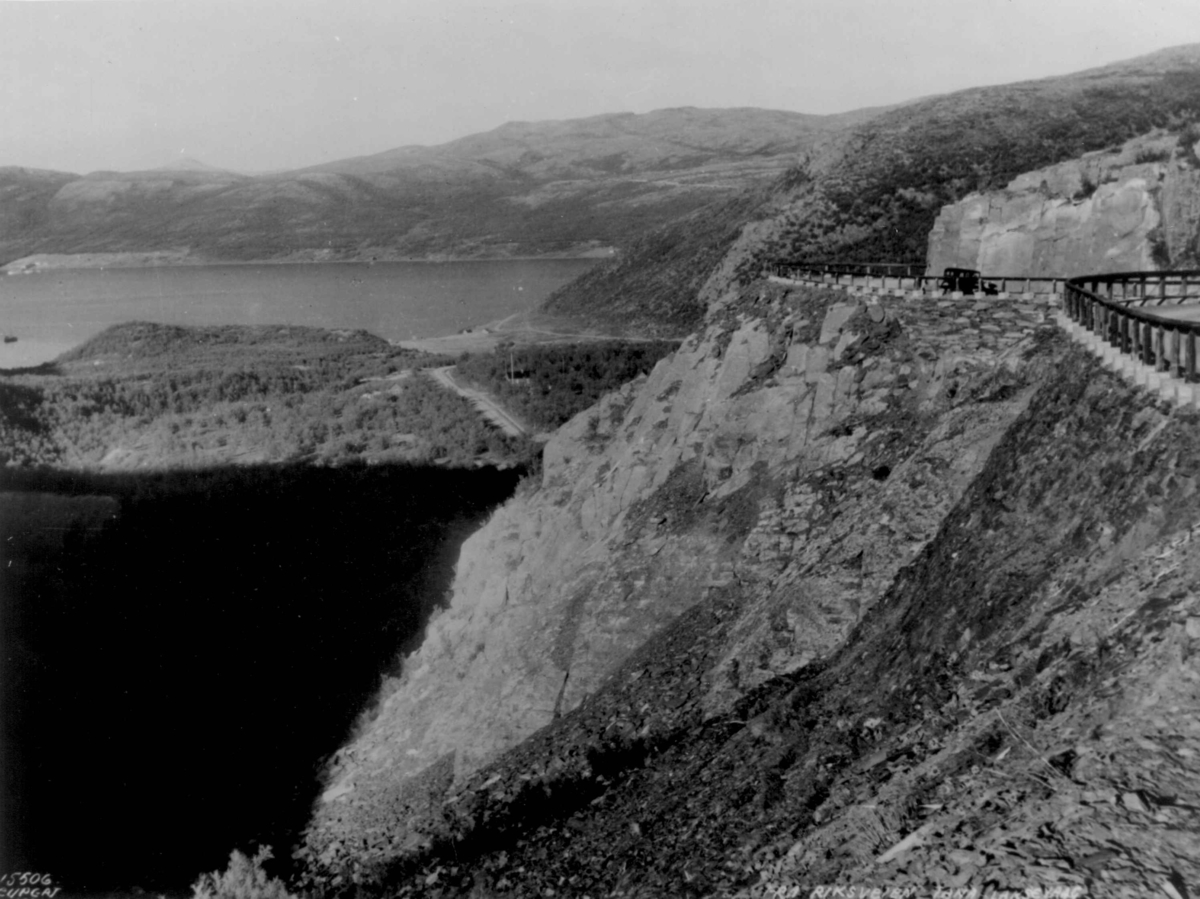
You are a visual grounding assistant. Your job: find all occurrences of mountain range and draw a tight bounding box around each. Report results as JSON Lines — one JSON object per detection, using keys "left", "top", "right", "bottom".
{"left": 0, "top": 106, "right": 883, "bottom": 268}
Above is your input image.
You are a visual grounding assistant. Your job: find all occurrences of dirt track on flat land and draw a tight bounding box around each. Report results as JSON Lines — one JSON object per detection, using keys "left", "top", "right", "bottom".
{"left": 426, "top": 366, "right": 529, "bottom": 439}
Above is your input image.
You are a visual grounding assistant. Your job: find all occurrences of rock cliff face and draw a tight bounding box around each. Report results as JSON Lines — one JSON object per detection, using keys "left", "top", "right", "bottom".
{"left": 927, "top": 131, "right": 1200, "bottom": 275}
{"left": 303, "top": 274, "right": 1058, "bottom": 870}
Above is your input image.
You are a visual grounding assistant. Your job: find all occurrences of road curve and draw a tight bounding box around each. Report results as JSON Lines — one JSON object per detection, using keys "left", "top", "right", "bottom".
{"left": 426, "top": 366, "right": 529, "bottom": 439}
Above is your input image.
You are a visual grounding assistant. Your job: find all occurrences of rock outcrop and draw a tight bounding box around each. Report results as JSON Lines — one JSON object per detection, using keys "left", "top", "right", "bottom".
{"left": 302, "top": 276, "right": 1058, "bottom": 872}
{"left": 927, "top": 130, "right": 1200, "bottom": 275}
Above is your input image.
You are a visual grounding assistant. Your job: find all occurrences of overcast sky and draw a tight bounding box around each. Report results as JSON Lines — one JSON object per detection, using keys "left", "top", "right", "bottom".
{"left": 1, "top": 0, "right": 1197, "bottom": 175}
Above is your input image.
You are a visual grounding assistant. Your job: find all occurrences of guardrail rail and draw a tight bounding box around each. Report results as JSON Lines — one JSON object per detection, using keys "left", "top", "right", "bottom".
{"left": 1063, "top": 270, "right": 1200, "bottom": 382}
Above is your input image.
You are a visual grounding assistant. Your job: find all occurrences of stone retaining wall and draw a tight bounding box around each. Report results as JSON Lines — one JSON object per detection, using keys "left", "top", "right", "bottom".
{"left": 770, "top": 273, "right": 1064, "bottom": 301}
{"left": 773, "top": 270, "right": 1200, "bottom": 410}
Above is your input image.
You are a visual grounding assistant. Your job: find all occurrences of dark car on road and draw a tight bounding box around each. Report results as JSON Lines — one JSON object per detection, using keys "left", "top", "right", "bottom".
{"left": 938, "top": 267, "right": 999, "bottom": 296}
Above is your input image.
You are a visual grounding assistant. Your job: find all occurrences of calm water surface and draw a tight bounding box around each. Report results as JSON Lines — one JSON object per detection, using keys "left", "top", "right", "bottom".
{"left": 0, "top": 258, "right": 597, "bottom": 367}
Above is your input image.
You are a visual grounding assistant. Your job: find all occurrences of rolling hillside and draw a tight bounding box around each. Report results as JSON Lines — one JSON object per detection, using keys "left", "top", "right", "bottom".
{"left": 0, "top": 107, "right": 880, "bottom": 267}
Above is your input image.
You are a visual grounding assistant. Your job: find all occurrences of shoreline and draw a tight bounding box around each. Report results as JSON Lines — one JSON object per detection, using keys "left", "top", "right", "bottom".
{"left": 1, "top": 248, "right": 616, "bottom": 275}
{"left": 0, "top": 287, "right": 636, "bottom": 373}
{"left": 0, "top": 311, "right": 649, "bottom": 372}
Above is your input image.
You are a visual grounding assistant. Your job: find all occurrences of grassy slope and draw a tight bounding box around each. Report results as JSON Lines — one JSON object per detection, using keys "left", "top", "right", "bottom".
{"left": 0, "top": 167, "right": 79, "bottom": 260}
{"left": 540, "top": 188, "right": 773, "bottom": 335}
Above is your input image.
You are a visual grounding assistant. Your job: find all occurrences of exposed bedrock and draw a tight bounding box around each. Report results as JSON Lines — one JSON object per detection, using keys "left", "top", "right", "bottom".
{"left": 302, "top": 278, "right": 1058, "bottom": 871}
{"left": 928, "top": 130, "right": 1200, "bottom": 275}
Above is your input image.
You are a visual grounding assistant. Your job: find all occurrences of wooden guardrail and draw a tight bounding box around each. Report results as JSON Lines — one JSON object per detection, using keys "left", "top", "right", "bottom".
{"left": 771, "top": 261, "right": 1065, "bottom": 297}
{"left": 773, "top": 261, "right": 929, "bottom": 280}
{"left": 1064, "top": 270, "right": 1200, "bottom": 381}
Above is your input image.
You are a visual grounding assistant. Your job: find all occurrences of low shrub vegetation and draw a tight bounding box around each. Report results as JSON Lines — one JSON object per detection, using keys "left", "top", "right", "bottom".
{"left": 0, "top": 322, "right": 531, "bottom": 468}
{"left": 455, "top": 339, "right": 678, "bottom": 431}
{"left": 192, "top": 847, "right": 296, "bottom": 899}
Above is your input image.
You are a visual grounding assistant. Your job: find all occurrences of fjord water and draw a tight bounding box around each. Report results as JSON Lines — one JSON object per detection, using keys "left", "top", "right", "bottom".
{"left": 0, "top": 258, "right": 598, "bottom": 367}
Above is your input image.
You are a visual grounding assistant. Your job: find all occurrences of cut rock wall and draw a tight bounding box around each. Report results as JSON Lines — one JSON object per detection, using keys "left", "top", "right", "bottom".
{"left": 928, "top": 131, "right": 1200, "bottom": 275}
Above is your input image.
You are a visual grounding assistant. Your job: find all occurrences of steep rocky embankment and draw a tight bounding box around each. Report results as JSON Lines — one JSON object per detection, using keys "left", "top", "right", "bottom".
{"left": 928, "top": 130, "right": 1200, "bottom": 275}
{"left": 302, "top": 276, "right": 1066, "bottom": 879}
{"left": 302, "top": 278, "right": 1200, "bottom": 896}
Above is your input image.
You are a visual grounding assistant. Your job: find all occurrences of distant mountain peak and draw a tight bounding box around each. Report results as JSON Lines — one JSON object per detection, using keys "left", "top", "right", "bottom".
{"left": 152, "top": 156, "right": 230, "bottom": 173}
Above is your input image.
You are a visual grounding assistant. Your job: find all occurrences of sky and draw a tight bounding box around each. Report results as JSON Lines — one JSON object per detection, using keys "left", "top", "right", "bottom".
{"left": 0, "top": 0, "right": 1197, "bottom": 175}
